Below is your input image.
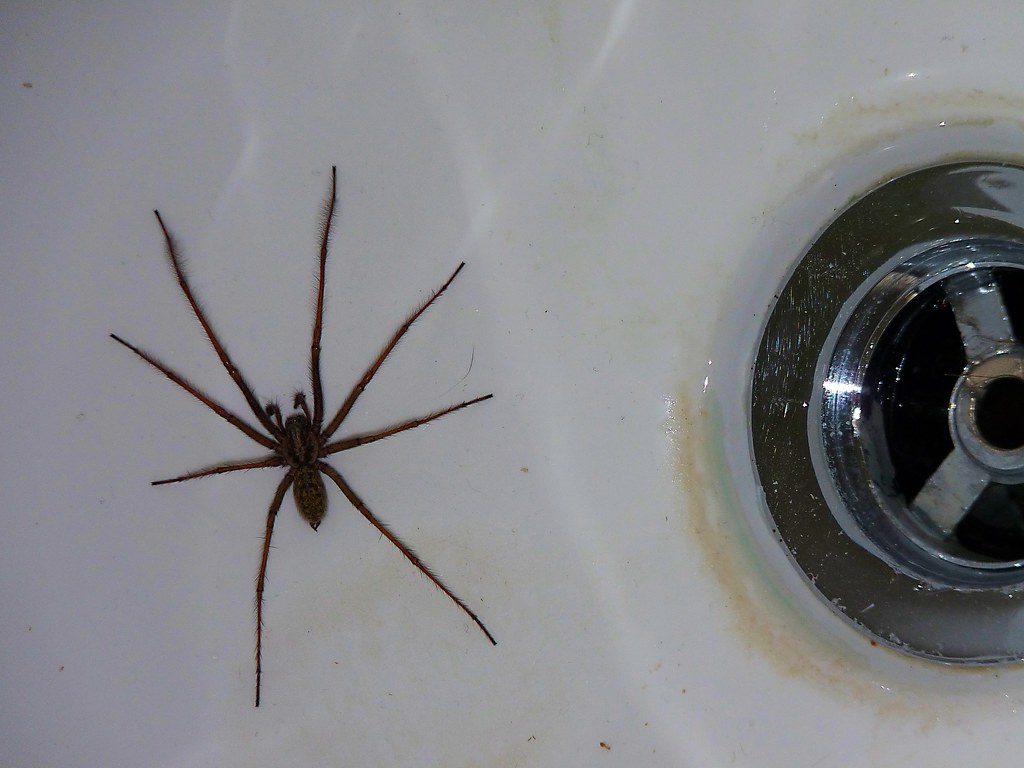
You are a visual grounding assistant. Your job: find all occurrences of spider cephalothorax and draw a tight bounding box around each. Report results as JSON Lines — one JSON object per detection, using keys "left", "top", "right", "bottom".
{"left": 111, "top": 166, "right": 495, "bottom": 706}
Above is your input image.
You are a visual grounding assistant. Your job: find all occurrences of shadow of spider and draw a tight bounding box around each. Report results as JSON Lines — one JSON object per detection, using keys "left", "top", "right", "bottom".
{"left": 111, "top": 166, "right": 495, "bottom": 706}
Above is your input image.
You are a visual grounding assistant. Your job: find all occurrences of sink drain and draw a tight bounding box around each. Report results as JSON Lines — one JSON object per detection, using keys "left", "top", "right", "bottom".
{"left": 752, "top": 162, "right": 1024, "bottom": 661}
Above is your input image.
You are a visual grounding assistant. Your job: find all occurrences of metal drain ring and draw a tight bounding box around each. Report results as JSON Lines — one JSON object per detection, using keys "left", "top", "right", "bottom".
{"left": 752, "top": 162, "right": 1024, "bottom": 662}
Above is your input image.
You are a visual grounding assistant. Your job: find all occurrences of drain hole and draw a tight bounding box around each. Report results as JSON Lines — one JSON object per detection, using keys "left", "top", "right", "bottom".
{"left": 956, "top": 483, "right": 1024, "bottom": 560}
{"left": 977, "top": 377, "right": 1024, "bottom": 450}
{"left": 863, "top": 282, "right": 963, "bottom": 502}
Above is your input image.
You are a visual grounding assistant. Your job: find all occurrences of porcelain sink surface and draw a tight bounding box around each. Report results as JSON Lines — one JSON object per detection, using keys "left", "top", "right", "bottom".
{"left": 4, "top": 3, "right": 1024, "bottom": 766}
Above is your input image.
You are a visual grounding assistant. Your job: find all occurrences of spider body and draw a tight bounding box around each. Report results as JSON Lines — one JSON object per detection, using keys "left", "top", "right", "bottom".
{"left": 270, "top": 397, "right": 328, "bottom": 529}
{"left": 111, "top": 167, "right": 495, "bottom": 706}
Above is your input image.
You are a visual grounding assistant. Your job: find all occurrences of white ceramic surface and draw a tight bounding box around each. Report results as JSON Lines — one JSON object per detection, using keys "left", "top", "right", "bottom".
{"left": 5, "top": 3, "right": 1024, "bottom": 766}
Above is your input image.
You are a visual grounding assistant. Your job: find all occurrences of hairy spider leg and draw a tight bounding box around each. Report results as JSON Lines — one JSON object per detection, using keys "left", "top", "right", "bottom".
{"left": 154, "top": 210, "right": 283, "bottom": 439}
{"left": 109, "top": 334, "right": 275, "bottom": 449}
{"left": 309, "top": 167, "right": 337, "bottom": 429}
{"left": 323, "top": 395, "right": 494, "bottom": 456}
{"left": 255, "top": 472, "right": 295, "bottom": 707}
{"left": 151, "top": 456, "right": 284, "bottom": 486}
{"left": 318, "top": 462, "right": 497, "bottom": 645}
{"left": 320, "top": 262, "right": 467, "bottom": 440}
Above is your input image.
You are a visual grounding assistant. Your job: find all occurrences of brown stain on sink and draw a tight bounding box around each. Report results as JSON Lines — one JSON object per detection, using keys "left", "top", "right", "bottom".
{"left": 668, "top": 390, "right": 840, "bottom": 680}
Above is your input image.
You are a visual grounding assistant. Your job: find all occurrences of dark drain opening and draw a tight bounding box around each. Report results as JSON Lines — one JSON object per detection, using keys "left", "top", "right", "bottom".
{"left": 956, "top": 483, "right": 1024, "bottom": 561}
{"left": 862, "top": 282, "right": 963, "bottom": 503}
{"left": 858, "top": 266, "right": 1024, "bottom": 564}
{"left": 976, "top": 377, "right": 1024, "bottom": 450}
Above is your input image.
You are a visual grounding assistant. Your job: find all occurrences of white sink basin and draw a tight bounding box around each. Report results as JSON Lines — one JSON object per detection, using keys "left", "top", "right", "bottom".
{"left": 4, "top": 4, "right": 1024, "bottom": 765}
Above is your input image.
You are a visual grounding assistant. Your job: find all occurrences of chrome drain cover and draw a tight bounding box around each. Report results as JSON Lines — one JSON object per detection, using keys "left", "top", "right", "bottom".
{"left": 753, "top": 162, "right": 1024, "bottom": 661}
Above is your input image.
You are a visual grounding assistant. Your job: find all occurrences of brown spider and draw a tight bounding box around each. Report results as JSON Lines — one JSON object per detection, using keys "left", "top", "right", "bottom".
{"left": 111, "top": 167, "right": 495, "bottom": 706}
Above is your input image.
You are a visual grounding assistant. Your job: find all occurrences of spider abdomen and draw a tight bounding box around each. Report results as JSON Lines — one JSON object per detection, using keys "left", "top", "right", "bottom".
{"left": 293, "top": 467, "right": 327, "bottom": 530}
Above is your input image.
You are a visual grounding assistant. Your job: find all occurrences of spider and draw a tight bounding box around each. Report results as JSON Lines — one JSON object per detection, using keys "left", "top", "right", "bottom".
{"left": 111, "top": 167, "right": 495, "bottom": 707}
